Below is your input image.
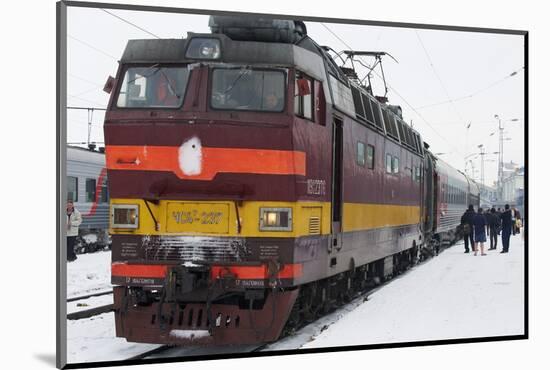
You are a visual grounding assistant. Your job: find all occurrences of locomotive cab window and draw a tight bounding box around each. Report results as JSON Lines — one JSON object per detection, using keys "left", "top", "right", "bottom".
{"left": 294, "top": 72, "right": 314, "bottom": 121}
{"left": 211, "top": 67, "right": 286, "bottom": 112}
{"left": 116, "top": 66, "right": 189, "bottom": 108}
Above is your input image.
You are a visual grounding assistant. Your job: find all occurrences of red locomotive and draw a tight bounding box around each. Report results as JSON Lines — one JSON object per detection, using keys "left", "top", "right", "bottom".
{"left": 103, "top": 16, "right": 479, "bottom": 346}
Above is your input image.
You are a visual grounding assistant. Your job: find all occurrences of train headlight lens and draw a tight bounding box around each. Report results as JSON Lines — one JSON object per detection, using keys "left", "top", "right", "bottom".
{"left": 185, "top": 38, "right": 221, "bottom": 60}
{"left": 111, "top": 204, "right": 139, "bottom": 229}
{"left": 259, "top": 208, "right": 292, "bottom": 231}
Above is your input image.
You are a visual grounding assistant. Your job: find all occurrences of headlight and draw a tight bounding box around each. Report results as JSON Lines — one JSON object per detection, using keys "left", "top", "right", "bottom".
{"left": 185, "top": 38, "right": 221, "bottom": 60}
{"left": 259, "top": 208, "right": 292, "bottom": 231}
{"left": 111, "top": 204, "right": 139, "bottom": 229}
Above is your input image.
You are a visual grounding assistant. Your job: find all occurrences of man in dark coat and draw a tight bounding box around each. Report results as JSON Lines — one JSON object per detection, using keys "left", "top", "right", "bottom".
{"left": 496, "top": 207, "right": 503, "bottom": 235}
{"left": 500, "top": 204, "right": 513, "bottom": 253}
{"left": 487, "top": 208, "right": 500, "bottom": 250}
{"left": 460, "top": 205, "right": 476, "bottom": 253}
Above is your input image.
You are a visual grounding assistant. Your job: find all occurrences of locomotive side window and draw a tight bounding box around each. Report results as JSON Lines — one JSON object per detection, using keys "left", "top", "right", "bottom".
{"left": 116, "top": 66, "right": 189, "bottom": 108}
{"left": 367, "top": 145, "right": 375, "bottom": 169}
{"left": 386, "top": 153, "right": 392, "bottom": 173}
{"left": 294, "top": 72, "right": 313, "bottom": 120}
{"left": 86, "top": 179, "right": 96, "bottom": 203}
{"left": 356, "top": 141, "right": 366, "bottom": 166}
{"left": 362, "top": 95, "right": 375, "bottom": 126}
{"left": 414, "top": 166, "right": 421, "bottom": 182}
{"left": 370, "top": 99, "right": 385, "bottom": 131}
{"left": 211, "top": 68, "right": 286, "bottom": 112}
{"left": 351, "top": 86, "right": 365, "bottom": 119}
{"left": 67, "top": 176, "right": 78, "bottom": 202}
{"left": 392, "top": 156, "right": 399, "bottom": 174}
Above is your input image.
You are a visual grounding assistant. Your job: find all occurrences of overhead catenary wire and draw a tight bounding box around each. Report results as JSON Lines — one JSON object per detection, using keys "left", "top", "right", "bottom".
{"left": 68, "top": 94, "right": 107, "bottom": 108}
{"left": 415, "top": 30, "right": 468, "bottom": 126}
{"left": 100, "top": 8, "right": 161, "bottom": 39}
{"left": 415, "top": 67, "right": 524, "bottom": 110}
{"left": 320, "top": 23, "right": 464, "bottom": 157}
{"left": 68, "top": 34, "right": 119, "bottom": 61}
{"left": 69, "top": 73, "right": 105, "bottom": 88}
{"left": 67, "top": 106, "right": 107, "bottom": 111}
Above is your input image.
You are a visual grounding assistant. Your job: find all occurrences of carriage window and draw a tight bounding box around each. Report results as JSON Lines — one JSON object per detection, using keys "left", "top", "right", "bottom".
{"left": 294, "top": 73, "right": 313, "bottom": 120}
{"left": 211, "top": 68, "right": 286, "bottom": 112}
{"left": 386, "top": 153, "right": 392, "bottom": 173}
{"left": 356, "top": 142, "right": 366, "bottom": 166}
{"left": 100, "top": 179, "right": 109, "bottom": 203}
{"left": 116, "top": 66, "right": 189, "bottom": 108}
{"left": 85, "top": 178, "right": 96, "bottom": 202}
{"left": 367, "top": 145, "right": 375, "bottom": 169}
{"left": 68, "top": 176, "right": 78, "bottom": 202}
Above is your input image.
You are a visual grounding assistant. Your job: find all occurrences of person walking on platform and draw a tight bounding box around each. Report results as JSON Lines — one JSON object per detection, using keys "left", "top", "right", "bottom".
{"left": 473, "top": 207, "right": 487, "bottom": 256}
{"left": 500, "top": 204, "right": 513, "bottom": 253}
{"left": 496, "top": 208, "right": 502, "bottom": 235}
{"left": 487, "top": 208, "right": 500, "bottom": 250}
{"left": 67, "top": 199, "right": 82, "bottom": 262}
{"left": 461, "top": 205, "right": 476, "bottom": 253}
{"left": 485, "top": 208, "right": 491, "bottom": 235}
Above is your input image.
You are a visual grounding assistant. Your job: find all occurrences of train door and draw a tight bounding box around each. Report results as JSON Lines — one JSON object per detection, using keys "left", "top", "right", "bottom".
{"left": 423, "top": 154, "right": 434, "bottom": 234}
{"left": 331, "top": 117, "right": 344, "bottom": 251}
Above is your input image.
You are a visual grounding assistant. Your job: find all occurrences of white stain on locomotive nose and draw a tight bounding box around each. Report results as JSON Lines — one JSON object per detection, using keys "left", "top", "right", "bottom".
{"left": 178, "top": 137, "right": 202, "bottom": 176}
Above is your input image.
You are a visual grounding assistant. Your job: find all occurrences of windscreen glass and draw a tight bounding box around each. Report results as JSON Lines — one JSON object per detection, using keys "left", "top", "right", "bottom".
{"left": 211, "top": 68, "right": 286, "bottom": 112}
{"left": 116, "top": 66, "right": 189, "bottom": 108}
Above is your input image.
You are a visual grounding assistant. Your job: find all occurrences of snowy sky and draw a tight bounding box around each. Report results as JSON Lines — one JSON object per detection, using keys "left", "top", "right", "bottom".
{"left": 66, "top": 5, "right": 524, "bottom": 187}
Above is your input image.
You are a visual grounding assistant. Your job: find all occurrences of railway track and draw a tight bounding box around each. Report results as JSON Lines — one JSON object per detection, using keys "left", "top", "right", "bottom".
{"left": 126, "top": 343, "right": 268, "bottom": 361}
{"left": 67, "top": 290, "right": 113, "bottom": 302}
{"left": 126, "top": 345, "right": 174, "bottom": 361}
{"left": 67, "top": 289, "right": 114, "bottom": 320}
{"left": 67, "top": 304, "right": 114, "bottom": 320}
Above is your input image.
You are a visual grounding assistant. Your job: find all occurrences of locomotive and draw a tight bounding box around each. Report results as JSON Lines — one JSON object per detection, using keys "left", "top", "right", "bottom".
{"left": 103, "top": 16, "right": 479, "bottom": 346}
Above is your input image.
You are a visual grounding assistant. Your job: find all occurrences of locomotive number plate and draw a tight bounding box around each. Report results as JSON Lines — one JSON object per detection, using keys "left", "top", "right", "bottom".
{"left": 166, "top": 202, "right": 229, "bottom": 234}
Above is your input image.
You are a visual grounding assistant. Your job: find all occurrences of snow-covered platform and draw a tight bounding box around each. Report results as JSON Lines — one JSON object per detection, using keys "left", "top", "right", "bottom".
{"left": 298, "top": 233, "right": 525, "bottom": 349}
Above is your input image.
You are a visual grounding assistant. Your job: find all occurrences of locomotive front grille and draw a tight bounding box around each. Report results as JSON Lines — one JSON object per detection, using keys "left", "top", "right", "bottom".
{"left": 142, "top": 235, "right": 249, "bottom": 263}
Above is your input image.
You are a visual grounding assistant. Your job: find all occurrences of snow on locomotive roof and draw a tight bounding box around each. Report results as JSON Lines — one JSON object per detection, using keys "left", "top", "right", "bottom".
{"left": 67, "top": 146, "right": 105, "bottom": 166}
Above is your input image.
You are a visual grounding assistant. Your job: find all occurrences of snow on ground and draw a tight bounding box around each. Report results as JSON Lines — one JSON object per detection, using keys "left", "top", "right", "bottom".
{"left": 67, "top": 312, "right": 162, "bottom": 364}
{"left": 66, "top": 250, "right": 162, "bottom": 364}
{"left": 66, "top": 233, "right": 525, "bottom": 363}
{"left": 294, "top": 234, "right": 525, "bottom": 350}
{"left": 67, "top": 250, "right": 112, "bottom": 299}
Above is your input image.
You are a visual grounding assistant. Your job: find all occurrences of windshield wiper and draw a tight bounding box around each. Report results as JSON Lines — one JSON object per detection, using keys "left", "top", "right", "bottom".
{"left": 160, "top": 69, "right": 181, "bottom": 99}
{"left": 222, "top": 67, "right": 251, "bottom": 94}
{"left": 126, "top": 63, "right": 161, "bottom": 85}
